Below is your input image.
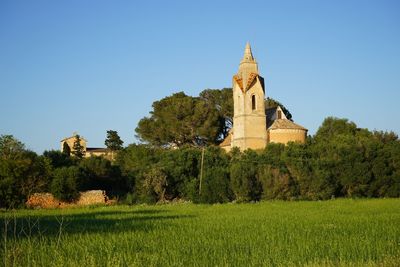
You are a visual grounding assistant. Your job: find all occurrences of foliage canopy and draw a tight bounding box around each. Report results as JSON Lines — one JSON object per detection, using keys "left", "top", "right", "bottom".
{"left": 135, "top": 92, "right": 222, "bottom": 147}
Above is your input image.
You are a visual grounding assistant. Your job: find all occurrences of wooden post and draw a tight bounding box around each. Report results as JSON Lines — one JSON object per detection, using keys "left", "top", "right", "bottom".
{"left": 199, "top": 147, "right": 205, "bottom": 195}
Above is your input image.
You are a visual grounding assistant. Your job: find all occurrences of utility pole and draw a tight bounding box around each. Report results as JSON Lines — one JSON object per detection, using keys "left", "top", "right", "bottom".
{"left": 199, "top": 146, "right": 205, "bottom": 195}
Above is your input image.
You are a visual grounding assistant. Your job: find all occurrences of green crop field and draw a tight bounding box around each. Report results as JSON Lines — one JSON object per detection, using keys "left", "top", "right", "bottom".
{"left": 1, "top": 199, "right": 399, "bottom": 266}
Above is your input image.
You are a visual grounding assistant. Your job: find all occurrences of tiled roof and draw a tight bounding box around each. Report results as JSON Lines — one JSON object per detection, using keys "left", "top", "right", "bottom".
{"left": 268, "top": 119, "right": 307, "bottom": 131}
{"left": 60, "top": 136, "right": 87, "bottom": 142}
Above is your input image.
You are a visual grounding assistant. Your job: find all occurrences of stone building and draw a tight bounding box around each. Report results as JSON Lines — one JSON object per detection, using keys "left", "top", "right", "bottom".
{"left": 220, "top": 43, "right": 307, "bottom": 152}
{"left": 60, "top": 134, "right": 87, "bottom": 153}
{"left": 60, "top": 134, "right": 111, "bottom": 159}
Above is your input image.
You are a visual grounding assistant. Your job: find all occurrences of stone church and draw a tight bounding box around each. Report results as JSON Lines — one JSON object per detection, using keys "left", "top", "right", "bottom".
{"left": 220, "top": 43, "right": 307, "bottom": 152}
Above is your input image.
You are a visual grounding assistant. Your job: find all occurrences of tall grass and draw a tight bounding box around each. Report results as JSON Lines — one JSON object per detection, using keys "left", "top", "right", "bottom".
{"left": 1, "top": 199, "right": 399, "bottom": 266}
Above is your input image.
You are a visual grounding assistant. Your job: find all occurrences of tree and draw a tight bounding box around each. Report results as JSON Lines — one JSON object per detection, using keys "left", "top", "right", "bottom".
{"left": 0, "top": 135, "right": 27, "bottom": 207}
{"left": 18, "top": 153, "right": 53, "bottom": 199}
{"left": 199, "top": 88, "right": 233, "bottom": 140}
{"left": 157, "top": 146, "right": 200, "bottom": 200}
{"left": 105, "top": 130, "right": 124, "bottom": 160}
{"left": 51, "top": 166, "right": 81, "bottom": 202}
{"left": 197, "top": 147, "right": 232, "bottom": 203}
{"left": 367, "top": 131, "right": 400, "bottom": 197}
{"left": 313, "top": 117, "right": 357, "bottom": 143}
{"left": 105, "top": 130, "right": 124, "bottom": 150}
{"left": 373, "top": 130, "right": 398, "bottom": 144}
{"left": 116, "top": 144, "right": 162, "bottom": 199}
{"left": 0, "top": 136, "right": 52, "bottom": 208}
{"left": 62, "top": 142, "right": 71, "bottom": 156}
{"left": 142, "top": 166, "right": 168, "bottom": 203}
{"left": 282, "top": 142, "right": 336, "bottom": 200}
{"left": 0, "top": 134, "right": 25, "bottom": 160}
{"left": 135, "top": 92, "right": 222, "bottom": 147}
{"left": 72, "top": 134, "right": 85, "bottom": 159}
{"left": 230, "top": 150, "right": 262, "bottom": 202}
{"left": 43, "top": 150, "right": 73, "bottom": 168}
{"left": 257, "top": 143, "right": 300, "bottom": 200}
{"left": 79, "top": 156, "right": 125, "bottom": 196}
{"left": 258, "top": 165, "right": 298, "bottom": 200}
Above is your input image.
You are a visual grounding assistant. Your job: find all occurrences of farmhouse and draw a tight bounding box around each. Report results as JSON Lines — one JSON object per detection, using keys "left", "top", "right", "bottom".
{"left": 60, "top": 133, "right": 111, "bottom": 159}
{"left": 220, "top": 43, "right": 307, "bottom": 152}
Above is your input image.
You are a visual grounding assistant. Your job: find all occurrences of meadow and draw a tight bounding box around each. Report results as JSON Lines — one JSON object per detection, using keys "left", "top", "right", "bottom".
{"left": 1, "top": 199, "right": 399, "bottom": 266}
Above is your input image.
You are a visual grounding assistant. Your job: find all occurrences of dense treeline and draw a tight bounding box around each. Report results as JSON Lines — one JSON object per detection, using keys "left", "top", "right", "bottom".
{"left": 1, "top": 117, "right": 398, "bottom": 208}
{"left": 120, "top": 117, "right": 400, "bottom": 203}
{"left": 0, "top": 134, "right": 127, "bottom": 208}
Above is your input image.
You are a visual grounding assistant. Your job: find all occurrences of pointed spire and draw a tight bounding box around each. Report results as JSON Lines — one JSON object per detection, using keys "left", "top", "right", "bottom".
{"left": 239, "top": 42, "right": 258, "bottom": 75}
{"left": 242, "top": 42, "right": 254, "bottom": 61}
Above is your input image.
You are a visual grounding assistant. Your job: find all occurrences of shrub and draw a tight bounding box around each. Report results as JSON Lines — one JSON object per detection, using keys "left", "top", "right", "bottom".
{"left": 258, "top": 165, "right": 298, "bottom": 200}
{"left": 51, "top": 166, "right": 81, "bottom": 202}
{"left": 199, "top": 166, "right": 231, "bottom": 203}
{"left": 230, "top": 150, "right": 261, "bottom": 202}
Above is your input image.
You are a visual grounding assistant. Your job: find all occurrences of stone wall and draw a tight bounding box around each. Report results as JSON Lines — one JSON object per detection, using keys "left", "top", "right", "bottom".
{"left": 26, "top": 190, "right": 110, "bottom": 209}
{"left": 77, "top": 190, "right": 108, "bottom": 206}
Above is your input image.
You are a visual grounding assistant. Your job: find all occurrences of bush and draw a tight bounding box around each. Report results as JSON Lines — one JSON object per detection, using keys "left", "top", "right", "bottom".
{"left": 51, "top": 166, "right": 81, "bottom": 202}
{"left": 258, "top": 165, "right": 298, "bottom": 200}
{"left": 142, "top": 166, "right": 168, "bottom": 202}
{"left": 124, "top": 192, "right": 135, "bottom": 205}
{"left": 79, "top": 156, "right": 125, "bottom": 196}
{"left": 157, "top": 146, "right": 201, "bottom": 200}
{"left": 197, "top": 147, "right": 232, "bottom": 203}
{"left": 199, "top": 166, "right": 231, "bottom": 203}
{"left": 43, "top": 150, "right": 73, "bottom": 168}
{"left": 0, "top": 135, "right": 52, "bottom": 208}
{"left": 230, "top": 150, "right": 261, "bottom": 202}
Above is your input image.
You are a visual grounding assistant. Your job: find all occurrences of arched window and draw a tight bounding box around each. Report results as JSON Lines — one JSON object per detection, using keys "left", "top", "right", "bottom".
{"left": 251, "top": 95, "right": 256, "bottom": 110}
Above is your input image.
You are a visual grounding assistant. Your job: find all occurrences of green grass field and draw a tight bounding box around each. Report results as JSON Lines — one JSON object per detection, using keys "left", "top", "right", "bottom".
{"left": 1, "top": 199, "right": 399, "bottom": 266}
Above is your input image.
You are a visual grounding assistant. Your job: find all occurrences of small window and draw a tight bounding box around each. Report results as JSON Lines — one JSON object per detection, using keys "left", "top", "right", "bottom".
{"left": 277, "top": 110, "right": 282, "bottom": 119}
{"left": 251, "top": 95, "right": 256, "bottom": 110}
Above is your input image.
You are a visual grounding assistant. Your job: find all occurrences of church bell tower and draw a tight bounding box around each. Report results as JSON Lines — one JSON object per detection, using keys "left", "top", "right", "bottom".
{"left": 231, "top": 43, "right": 267, "bottom": 150}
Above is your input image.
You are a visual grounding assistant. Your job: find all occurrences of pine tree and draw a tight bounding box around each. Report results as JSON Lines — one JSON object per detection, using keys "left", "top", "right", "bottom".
{"left": 62, "top": 142, "right": 71, "bottom": 156}
{"left": 72, "top": 134, "right": 85, "bottom": 159}
{"left": 105, "top": 130, "right": 123, "bottom": 160}
{"left": 105, "top": 130, "right": 123, "bottom": 151}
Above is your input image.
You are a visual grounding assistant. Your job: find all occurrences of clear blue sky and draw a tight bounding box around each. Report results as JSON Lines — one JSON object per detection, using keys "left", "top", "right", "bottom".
{"left": 1, "top": 1, "right": 399, "bottom": 153}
